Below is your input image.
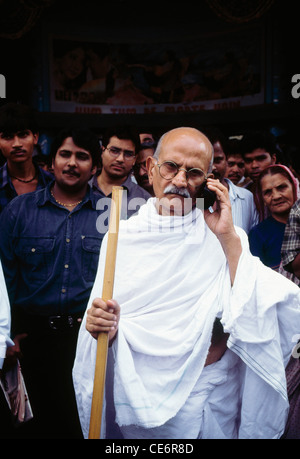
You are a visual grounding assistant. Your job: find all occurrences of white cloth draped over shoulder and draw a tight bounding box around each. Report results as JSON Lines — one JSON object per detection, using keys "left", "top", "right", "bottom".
{"left": 0, "top": 259, "right": 13, "bottom": 369}
{"left": 73, "top": 198, "right": 300, "bottom": 439}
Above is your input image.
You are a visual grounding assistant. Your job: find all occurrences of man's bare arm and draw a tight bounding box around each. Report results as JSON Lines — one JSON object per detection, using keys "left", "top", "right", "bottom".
{"left": 204, "top": 178, "right": 242, "bottom": 285}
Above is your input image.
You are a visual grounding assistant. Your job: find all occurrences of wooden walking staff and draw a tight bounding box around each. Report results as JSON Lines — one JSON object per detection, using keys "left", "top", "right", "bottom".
{"left": 88, "top": 186, "right": 123, "bottom": 439}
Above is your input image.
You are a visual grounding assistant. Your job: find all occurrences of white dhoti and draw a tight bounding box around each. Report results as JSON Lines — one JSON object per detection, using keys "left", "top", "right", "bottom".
{"left": 73, "top": 198, "right": 300, "bottom": 439}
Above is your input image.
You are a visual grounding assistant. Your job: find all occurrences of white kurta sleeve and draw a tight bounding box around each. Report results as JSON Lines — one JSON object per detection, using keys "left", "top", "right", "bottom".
{"left": 0, "top": 260, "right": 14, "bottom": 369}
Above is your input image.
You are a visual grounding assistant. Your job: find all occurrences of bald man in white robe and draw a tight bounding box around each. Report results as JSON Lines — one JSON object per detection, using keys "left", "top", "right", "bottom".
{"left": 73, "top": 127, "right": 300, "bottom": 439}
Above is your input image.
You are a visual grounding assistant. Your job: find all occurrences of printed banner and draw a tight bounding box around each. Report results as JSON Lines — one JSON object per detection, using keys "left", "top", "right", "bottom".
{"left": 49, "top": 27, "right": 264, "bottom": 113}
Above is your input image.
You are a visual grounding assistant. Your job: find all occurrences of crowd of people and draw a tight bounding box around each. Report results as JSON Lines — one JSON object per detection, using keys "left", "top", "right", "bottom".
{"left": 0, "top": 102, "right": 299, "bottom": 439}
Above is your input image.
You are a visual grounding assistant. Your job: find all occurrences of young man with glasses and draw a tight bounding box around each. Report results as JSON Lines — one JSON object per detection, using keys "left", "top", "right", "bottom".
{"left": 74, "top": 127, "right": 300, "bottom": 440}
{"left": 89, "top": 126, "right": 151, "bottom": 219}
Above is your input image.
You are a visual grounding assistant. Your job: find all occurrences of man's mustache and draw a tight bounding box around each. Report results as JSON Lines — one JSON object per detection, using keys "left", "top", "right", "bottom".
{"left": 11, "top": 148, "right": 26, "bottom": 154}
{"left": 63, "top": 168, "right": 80, "bottom": 177}
{"left": 163, "top": 185, "right": 191, "bottom": 198}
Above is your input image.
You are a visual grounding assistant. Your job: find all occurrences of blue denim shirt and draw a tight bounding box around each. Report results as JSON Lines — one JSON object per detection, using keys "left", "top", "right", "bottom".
{"left": 0, "top": 162, "right": 54, "bottom": 213}
{"left": 0, "top": 183, "right": 105, "bottom": 319}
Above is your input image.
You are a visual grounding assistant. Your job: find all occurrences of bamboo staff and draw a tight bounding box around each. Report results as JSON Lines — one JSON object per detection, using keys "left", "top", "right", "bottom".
{"left": 88, "top": 186, "right": 123, "bottom": 439}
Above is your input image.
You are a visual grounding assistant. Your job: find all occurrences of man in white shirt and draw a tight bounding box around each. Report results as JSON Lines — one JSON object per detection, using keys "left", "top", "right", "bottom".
{"left": 0, "top": 259, "right": 14, "bottom": 437}
{"left": 0, "top": 261, "right": 12, "bottom": 372}
{"left": 209, "top": 128, "right": 258, "bottom": 233}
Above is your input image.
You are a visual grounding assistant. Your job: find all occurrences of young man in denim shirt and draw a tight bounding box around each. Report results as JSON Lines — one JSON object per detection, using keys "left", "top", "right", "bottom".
{"left": 0, "top": 103, "right": 53, "bottom": 213}
{"left": 0, "top": 127, "right": 105, "bottom": 438}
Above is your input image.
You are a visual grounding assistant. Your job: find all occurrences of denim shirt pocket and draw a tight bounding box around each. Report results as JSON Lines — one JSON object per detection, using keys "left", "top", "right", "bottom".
{"left": 81, "top": 235, "right": 102, "bottom": 282}
{"left": 15, "top": 237, "right": 56, "bottom": 285}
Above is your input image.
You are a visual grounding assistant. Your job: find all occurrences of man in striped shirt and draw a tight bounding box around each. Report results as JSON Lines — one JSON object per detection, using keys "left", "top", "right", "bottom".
{"left": 281, "top": 198, "right": 300, "bottom": 286}
{"left": 206, "top": 127, "right": 258, "bottom": 234}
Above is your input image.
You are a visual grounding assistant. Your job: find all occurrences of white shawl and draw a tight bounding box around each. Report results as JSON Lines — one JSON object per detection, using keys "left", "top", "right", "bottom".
{"left": 0, "top": 259, "right": 13, "bottom": 369}
{"left": 73, "top": 198, "right": 300, "bottom": 438}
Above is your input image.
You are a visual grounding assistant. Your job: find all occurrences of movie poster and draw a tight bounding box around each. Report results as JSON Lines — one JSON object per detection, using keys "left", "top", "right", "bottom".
{"left": 49, "top": 26, "right": 264, "bottom": 114}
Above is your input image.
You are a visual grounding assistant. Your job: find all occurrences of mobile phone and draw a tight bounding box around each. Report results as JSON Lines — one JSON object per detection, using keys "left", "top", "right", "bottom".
{"left": 202, "top": 186, "right": 216, "bottom": 209}
{"left": 196, "top": 183, "right": 216, "bottom": 209}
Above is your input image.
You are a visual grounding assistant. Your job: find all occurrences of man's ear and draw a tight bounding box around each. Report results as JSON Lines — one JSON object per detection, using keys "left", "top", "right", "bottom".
{"left": 206, "top": 173, "right": 214, "bottom": 179}
{"left": 33, "top": 132, "right": 39, "bottom": 145}
{"left": 147, "top": 156, "right": 156, "bottom": 184}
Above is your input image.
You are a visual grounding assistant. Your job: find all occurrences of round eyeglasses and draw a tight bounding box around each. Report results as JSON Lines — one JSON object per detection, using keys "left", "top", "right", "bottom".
{"left": 106, "top": 146, "right": 135, "bottom": 161}
{"left": 157, "top": 160, "right": 207, "bottom": 186}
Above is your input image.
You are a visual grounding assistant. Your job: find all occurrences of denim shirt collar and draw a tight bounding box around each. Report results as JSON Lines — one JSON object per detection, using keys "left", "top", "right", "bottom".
{"left": 0, "top": 163, "right": 10, "bottom": 188}
{"left": 38, "top": 182, "right": 98, "bottom": 209}
{"left": 0, "top": 162, "right": 53, "bottom": 190}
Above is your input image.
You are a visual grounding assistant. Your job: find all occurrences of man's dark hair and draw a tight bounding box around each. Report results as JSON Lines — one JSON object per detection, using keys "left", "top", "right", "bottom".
{"left": 50, "top": 127, "right": 101, "bottom": 168}
{"left": 201, "top": 126, "right": 229, "bottom": 156}
{"left": 240, "top": 130, "right": 277, "bottom": 158}
{"left": 226, "top": 138, "right": 243, "bottom": 159}
{"left": 0, "top": 102, "right": 39, "bottom": 135}
{"left": 101, "top": 125, "right": 140, "bottom": 152}
{"left": 138, "top": 140, "right": 156, "bottom": 152}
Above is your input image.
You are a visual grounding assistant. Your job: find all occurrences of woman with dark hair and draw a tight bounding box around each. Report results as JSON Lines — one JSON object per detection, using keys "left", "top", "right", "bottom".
{"left": 248, "top": 165, "right": 300, "bottom": 440}
{"left": 53, "top": 40, "right": 86, "bottom": 92}
{"left": 248, "top": 164, "right": 299, "bottom": 271}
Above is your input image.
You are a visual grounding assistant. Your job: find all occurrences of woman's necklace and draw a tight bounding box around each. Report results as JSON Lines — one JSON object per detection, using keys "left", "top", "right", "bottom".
{"left": 51, "top": 190, "right": 82, "bottom": 208}
{"left": 10, "top": 171, "right": 38, "bottom": 183}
